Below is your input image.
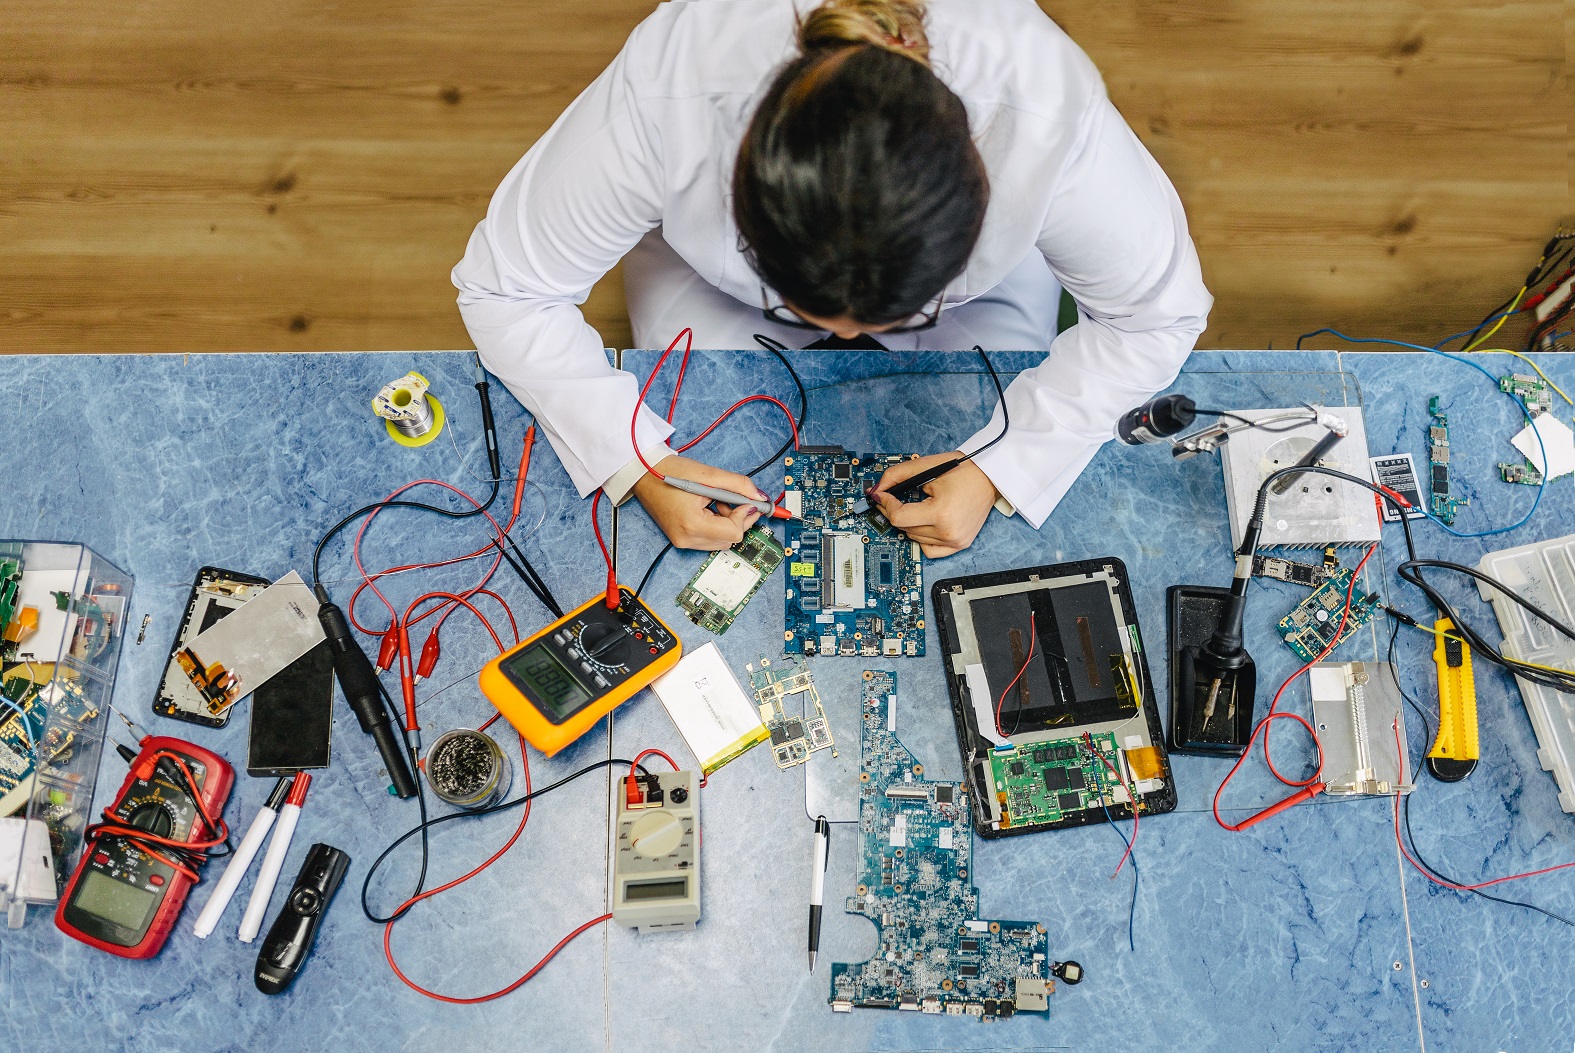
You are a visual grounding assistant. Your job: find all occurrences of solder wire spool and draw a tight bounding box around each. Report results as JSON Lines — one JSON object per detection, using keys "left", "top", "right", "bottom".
{"left": 423, "top": 728, "right": 511, "bottom": 809}
{"left": 372, "top": 371, "right": 446, "bottom": 448}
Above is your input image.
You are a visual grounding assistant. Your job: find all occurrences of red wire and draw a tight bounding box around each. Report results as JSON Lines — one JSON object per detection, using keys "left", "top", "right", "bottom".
{"left": 1085, "top": 732, "right": 1137, "bottom": 877}
{"left": 993, "top": 613, "right": 1037, "bottom": 737}
{"left": 1390, "top": 721, "right": 1575, "bottom": 891}
{"left": 84, "top": 752, "right": 229, "bottom": 885}
{"left": 631, "top": 748, "right": 681, "bottom": 775}
{"left": 1212, "top": 544, "right": 1377, "bottom": 831}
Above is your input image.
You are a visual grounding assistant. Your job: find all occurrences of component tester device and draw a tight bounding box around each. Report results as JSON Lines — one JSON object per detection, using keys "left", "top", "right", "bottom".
{"left": 481, "top": 587, "right": 682, "bottom": 756}
{"left": 611, "top": 769, "right": 700, "bottom": 932}
{"left": 55, "top": 736, "right": 233, "bottom": 958}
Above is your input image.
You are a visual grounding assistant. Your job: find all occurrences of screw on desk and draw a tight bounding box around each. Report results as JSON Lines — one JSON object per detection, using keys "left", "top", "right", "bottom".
{"left": 1420, "top": 979, "right": 1430, "bottom": 989}
{"left": 1393, "top": 961, "right": 1404, "bottom": 971}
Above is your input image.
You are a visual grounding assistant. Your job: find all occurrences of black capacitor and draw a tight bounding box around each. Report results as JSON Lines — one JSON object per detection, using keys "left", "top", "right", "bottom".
{"left": 1116, "top": 393, "right": 1197, "bottom": 445}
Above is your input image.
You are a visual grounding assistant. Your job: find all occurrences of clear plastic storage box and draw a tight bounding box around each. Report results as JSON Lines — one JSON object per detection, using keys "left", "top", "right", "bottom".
{"left": 0, "top": 542, "right": 132, "bottom": 927}
{"left": 1477, "top": 533, "right": 1575, "bottom": 815}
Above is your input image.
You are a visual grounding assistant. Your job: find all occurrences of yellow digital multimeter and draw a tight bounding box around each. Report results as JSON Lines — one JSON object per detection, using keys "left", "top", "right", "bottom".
{"left": 480, "top": 586, "right": 683, "bottom": 756}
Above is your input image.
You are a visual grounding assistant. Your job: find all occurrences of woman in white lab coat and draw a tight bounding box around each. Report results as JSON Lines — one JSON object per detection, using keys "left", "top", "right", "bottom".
{"left": 454, "top": 0, "right": 1211, "bottom": 557}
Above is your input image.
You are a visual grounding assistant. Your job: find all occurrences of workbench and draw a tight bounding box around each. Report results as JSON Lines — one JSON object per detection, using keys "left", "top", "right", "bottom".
{"left": 1, "top": 349, "right": 1570, "bottom": 1052}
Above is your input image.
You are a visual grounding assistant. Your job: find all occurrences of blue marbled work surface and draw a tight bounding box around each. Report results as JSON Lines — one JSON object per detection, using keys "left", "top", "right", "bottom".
{"left": 0, "top": 348, "right": 1570, "bottom": 1052}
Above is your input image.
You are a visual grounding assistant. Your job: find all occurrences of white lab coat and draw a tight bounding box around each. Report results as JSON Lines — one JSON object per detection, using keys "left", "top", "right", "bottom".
{"left": 453, "top": 0, "right": 1212, "bottom": 528}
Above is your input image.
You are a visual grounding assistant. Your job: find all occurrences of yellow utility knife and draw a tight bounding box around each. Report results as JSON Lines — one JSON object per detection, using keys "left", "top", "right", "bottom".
{"left": 1426, "top": 616, "right": 1478, "bottom": 781}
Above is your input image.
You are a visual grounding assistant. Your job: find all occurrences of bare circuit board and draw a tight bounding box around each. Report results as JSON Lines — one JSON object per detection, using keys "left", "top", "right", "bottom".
{"left": 1499, "top": 373, "right": 1552, "bottom": 417}
{"left": 1498, "top": 461, "right": 1544, "bottom": 486}
{"left": 830, "top": 671, "right": 1053, "bottom": 1020}
{"left": 1427, "top": 395, "right": 1467, "bottom": 524}
{"left": 0, "top": 671, "right": 98, "bottom": 815}
{"left": 745, "top": 655, "right": 835, "bottom": 769}
{"left": 1251, "top": 554, "right": 1331, "bottom": 588}
{"left": 1277, "top": 566, "right": 1381, "bottom": 663}
{"left": 782, "top": 447, "right": 924, "bottom": 657}
{"left": 986, "top": 732, "right": 1165, "bottom": 830}
{"left": 675, "top": 524, "right": 785, "bottom": 634}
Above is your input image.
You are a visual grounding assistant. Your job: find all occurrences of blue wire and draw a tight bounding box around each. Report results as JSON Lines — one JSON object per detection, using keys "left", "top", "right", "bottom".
{"left": 1432, "top": 307, "right": 1521, "bottom": 350}
{"left": 1100, "top": 802, "right": 1138, "bottom": 952}
{"left": 1551, "top": 330, "right": 1574, "bottom": 345}
{"left": 1293, "top": 327, "right": 1550, "bottom": 538}
{"left": 0, "top": 694, "right": 36, "bottom": 755}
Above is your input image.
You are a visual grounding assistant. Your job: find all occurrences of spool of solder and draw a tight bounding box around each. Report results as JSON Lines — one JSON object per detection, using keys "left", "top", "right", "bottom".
{"left": 372, "top": 371, "right": 445, "bottom": 447}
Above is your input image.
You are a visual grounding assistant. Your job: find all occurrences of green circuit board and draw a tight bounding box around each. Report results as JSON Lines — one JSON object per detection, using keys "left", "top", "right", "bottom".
{"left": 1277, "top": 567, "right": 1381, "bottom": 663}
{"left": 987, "top": 732, "right": 1126, "bottom": 830}
{"left": 1498, "top": 373, "right": 1552, "bottom": 416}
{"left": 0, "top": 674, "right": 98, "bottom": 805}
{"left": 675, "top": 524, "right": 785, "bottom": 634}
{"left": 829, "top": 671, "right": 1053, "bottom": 1021}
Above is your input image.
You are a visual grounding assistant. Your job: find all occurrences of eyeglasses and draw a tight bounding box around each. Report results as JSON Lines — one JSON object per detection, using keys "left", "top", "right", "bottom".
{"left": 760, "top": 286, "right": 947, "bottom": 334}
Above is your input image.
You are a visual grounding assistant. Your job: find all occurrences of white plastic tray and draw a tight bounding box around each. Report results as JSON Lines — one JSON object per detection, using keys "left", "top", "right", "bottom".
{"left": 1477, "top": 533, "right": 1575, "bottom": 814}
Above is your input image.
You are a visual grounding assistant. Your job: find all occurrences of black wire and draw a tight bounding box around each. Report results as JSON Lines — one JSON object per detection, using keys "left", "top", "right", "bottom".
{"left": 361, "top": 680, "right": 431, "bottom": 924}
{"left": 956, "top": 347, "right": 1009, "bottom": 462}
{"left": 310, "top": 373, "right": 503, "bottom": 590}
{"left": 1384, "top": 623, "right": 1574, "bottom": 926}
{"left": 632, "top": 339, "right": 808, "bottom": 605}
{"left": 361, "top": 756, "right": 647, "bottom": 921}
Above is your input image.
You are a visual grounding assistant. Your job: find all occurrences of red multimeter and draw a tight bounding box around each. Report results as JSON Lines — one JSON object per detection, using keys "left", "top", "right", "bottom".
{"left": 55, "top": 736, "right": 233, "bottom": 958}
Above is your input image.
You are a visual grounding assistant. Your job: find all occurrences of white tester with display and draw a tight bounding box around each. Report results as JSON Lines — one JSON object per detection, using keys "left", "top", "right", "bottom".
{"left": 612, "top": 770, "right": 700, "bottom": 933}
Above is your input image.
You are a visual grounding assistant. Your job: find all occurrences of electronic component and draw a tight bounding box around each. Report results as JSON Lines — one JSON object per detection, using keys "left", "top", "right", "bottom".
{"left": 1426, "top": 395, "right": 1467, "bottom": 525}
{"left": 255, "top": 842, "right": 350, "bottom": 994}
{"left": 1475, "top": 533, "right": 1575, "bottom": 813}
{"left": 1497, "top": 461, "right": 1543, "bottom": 486}
{"left": 0, "top": 673, "right": 98, "bottom": 817}
{"left": 153, "top": 566, "right": 269, "bottom": 728}
{"left": 1426, "top": 617, "right": 1478, "bottom": 782}
{"left": 782, "top": 447, "right": 924, "bottom": 657}
{"left": 0, "top": 818, "right": 57, "bottom": 920}
{"left": 1218, "top": 407, "right": 1379, "bottom": 548}
{"left": 247, "top": 641, "right": 334, "bottom": 776}
{"left": 650, "top": 642, "right": 768, "bottom": 775}
{"left": 1498, "top": 373, "right": 1552, "bottom": 417}
{"left": 986, "top": 732, "right": 1151, "bottom": 829}
{"left": 480, "top": 586, "right": 682, "bottom": 757}
{"left": 612, "top": 769, "right": 699, "bottom": 933}
{"left": 1276, "top": 566, "right": 1381, "bottom": 663}
{"left": 745, "top": 655, "right": 835, "bottom": 769}
{"left": 931, "top": 559, "right": 1176, "bottom": 837}
{"left": 55, "top": 736, "right": 233, "bottom": 958}
{"left": 675, "top": 523, "right": 785, "bottom": 634}
{"left": 1250, "top": 555, "right": 1330, "bottom": 588}
{"left": 178, "top": 571, "right": 325, "bottom": 715}
{"left": 1306, "top": 662, "right": 1413, "bottom": 797}
{"left": 829, "top": 671, "right": 1057, "bottom": 1020}
{"left": 1367, "top": 453, "right": 1426, "bottom": 522}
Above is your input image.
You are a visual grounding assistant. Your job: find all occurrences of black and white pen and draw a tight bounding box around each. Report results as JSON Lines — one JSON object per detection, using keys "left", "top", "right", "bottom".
{"left": 809, "top": 816, "right": 829, "bottom": 972}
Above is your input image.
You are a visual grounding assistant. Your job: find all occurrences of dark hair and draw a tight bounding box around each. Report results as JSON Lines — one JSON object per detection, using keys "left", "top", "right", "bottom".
{"left": 733, "top": 3, "right": 988, "bottom": 326}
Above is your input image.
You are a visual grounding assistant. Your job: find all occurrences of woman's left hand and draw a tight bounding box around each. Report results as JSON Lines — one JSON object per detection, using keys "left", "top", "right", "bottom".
{"left": 869, "top": 453, "right": 999, "bottom": 558}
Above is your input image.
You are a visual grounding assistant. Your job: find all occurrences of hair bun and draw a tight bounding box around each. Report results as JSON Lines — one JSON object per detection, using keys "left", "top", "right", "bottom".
{"left": 798, "top": 0, "right": 930, "bottom": 66}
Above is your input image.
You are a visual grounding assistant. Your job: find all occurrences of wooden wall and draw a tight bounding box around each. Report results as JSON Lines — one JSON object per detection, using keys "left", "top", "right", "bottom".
{"left": 1, "top": 0, "right": 1568, "bottom": 354}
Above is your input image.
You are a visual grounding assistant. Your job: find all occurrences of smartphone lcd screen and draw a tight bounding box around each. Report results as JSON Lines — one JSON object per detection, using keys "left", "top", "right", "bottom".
{"left": 247, "top": 640, "right": 334, "bottom": 776}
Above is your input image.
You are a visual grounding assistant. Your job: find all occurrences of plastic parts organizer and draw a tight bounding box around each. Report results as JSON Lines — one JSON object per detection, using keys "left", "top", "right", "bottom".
{"left": 1477, "top": 533, "right": 1575, "bottom": 814}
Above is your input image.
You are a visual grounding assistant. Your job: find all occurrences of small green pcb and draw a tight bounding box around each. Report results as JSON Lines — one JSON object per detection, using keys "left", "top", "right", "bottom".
{"left": 1498, "top": 461, "right": 1544, "bottom": 486}
{"left": 675, "top": 524, "right": 786, "bottom": 634}
{"left": 1277, "top": 567, "right": 1381, "bottom": 662}
{"left": 1498, "top": 374, "right": 1552, "bottom": 417}
{"left": 988, "top": 732, "right": 1125, "bottom": 829}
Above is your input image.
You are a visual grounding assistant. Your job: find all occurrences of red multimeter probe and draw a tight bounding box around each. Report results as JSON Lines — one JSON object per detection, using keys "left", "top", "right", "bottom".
{"left": 56, "top": 735, "right": 232, "bottom": 958}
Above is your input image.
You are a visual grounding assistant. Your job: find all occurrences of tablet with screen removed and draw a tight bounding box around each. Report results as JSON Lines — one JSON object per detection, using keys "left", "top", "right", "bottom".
{"left": 931, "top": 558, "right": 1177, "bottom": 840}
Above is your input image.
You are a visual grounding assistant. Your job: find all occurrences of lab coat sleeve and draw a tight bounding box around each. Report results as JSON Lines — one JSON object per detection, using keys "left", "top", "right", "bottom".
{"left": 452, "top": 35, "right": 675, "bottom": 497}
{"left": 963, "top": 95, "right": 1213, "bottom": 527}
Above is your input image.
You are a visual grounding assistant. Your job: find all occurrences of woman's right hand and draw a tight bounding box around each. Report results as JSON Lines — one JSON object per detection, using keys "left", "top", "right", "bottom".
{"left": 632, "top": 454, "right": 764, "bottom": 550}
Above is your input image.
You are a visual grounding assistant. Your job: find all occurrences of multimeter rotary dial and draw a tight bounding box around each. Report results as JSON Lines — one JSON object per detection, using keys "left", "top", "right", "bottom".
{"left": 576, "top": 622, "right": 630, "bottom": 666}
{"left": 628, "top": 811, "right": 686, "bottom": 857}
{"left": 124, "top": 797, "right": 178, "bottom": 839}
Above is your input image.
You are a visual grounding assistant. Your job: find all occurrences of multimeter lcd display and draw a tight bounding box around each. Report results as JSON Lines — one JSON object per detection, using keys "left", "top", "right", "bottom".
{"left": 503, "top": 644, "right": 590, "bottom": 722}
{"left": 624, "top": 878, "right": 688, "bottom": 901}
{"left": 72, "top": 870, "right": 158, "bottom": 933}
